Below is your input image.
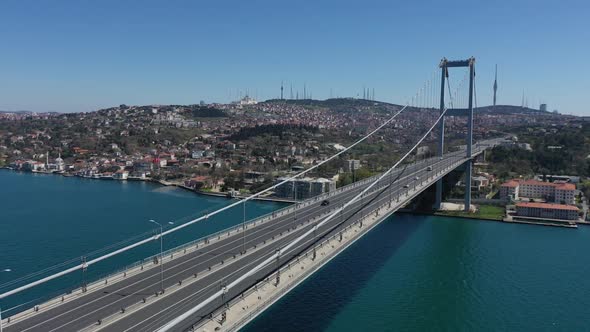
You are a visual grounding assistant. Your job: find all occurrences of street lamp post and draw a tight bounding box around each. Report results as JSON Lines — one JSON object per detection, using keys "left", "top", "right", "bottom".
{"left": 242, "top": 200, "right": 246, "bottom": 255}
{"left": 148, "top": 219, "right": 170, "bottom": 294}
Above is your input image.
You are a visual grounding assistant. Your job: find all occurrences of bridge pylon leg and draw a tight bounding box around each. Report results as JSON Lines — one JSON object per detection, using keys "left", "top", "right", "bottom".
{"left": 434, "top": 179, "right": 443, "bottom": 210}
{"left": 464, "top": 160, "right": 472, "bottom": 212}
{"left": 434, "top": 59, "right": 446, "bottom": 211}
{"left": 434, "top": 57, "right": 476, "bottom": 211}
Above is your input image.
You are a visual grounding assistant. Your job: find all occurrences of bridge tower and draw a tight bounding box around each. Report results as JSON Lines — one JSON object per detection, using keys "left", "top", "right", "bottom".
{"left": 434, "top": 57, "right": 475, "bottom": 212}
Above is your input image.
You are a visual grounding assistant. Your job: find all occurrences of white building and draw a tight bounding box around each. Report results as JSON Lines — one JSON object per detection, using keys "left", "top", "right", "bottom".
{"left": 519, "top": 179, "right": 575, "bottom": 204}
{"left": 234, "top": 95, "right": 257, "bottom": 105}
{"left": 113, "top": 170, "right": 129, "bottom": 180}
{"left": 274, "top": 177, "right": 336, "bottom": 200}
{"left": 345, "top": 159, "right": 361, "bottom": 172}
{"left": 500, "top": 180, "right": 520, "bottom": 201}
{"left": 500, "top": 179, "right": 575, "bottom": 205}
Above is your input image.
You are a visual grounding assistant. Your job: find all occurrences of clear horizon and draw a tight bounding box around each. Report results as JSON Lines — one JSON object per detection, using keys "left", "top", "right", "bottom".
{"left": 1, "top": 0, "right": 589, "bottom": 115}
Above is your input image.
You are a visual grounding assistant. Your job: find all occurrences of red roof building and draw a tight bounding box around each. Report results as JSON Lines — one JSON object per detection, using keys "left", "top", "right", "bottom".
{"left": 516, "top": 202, "right": 579, "bottom": 221}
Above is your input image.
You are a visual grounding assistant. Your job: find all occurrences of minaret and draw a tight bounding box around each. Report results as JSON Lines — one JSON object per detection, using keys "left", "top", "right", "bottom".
{"left": 493, "top": 64, "right": 498, "bottom": 106}
{"left": 303, "top": 84, "right": 306, "bottom": 99}
{"left": 281, "top": 81, "right": 284, "bottom": 100}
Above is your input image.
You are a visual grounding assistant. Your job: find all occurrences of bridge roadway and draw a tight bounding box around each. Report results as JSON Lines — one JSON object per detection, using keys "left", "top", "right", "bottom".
{"left": 4, "top": 141, "right": 496, "bottom": 332}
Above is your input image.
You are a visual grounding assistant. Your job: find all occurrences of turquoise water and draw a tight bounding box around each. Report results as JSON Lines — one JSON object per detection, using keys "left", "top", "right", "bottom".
{"left": 0, "top": 170, "right": 286, "bottom": 313}
{"left": 4, "top": 170, "right": 590, "bottom": 331}
{"left": 245, "top": 214, "right": 590, "bottom": 331}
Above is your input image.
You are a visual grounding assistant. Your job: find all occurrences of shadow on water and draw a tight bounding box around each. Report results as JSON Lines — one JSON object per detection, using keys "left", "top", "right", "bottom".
{"left": 243, "top": 214, "right": 424, "bottom": 332}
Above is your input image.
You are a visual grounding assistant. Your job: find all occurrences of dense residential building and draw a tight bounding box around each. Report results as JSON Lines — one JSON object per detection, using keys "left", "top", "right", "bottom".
{"left": 515, "top": 202, "right": 579, "bottom": 221}
{"left": 0, "top": 99, "right": 579, "bottom": 198}
{"left": 471, "top": 175, "right": 490, "bottom": 191}
{"left": 500, "top": 180, "right": 520, "bottom": 201}
{"left": 345, "top": 159, "right": 361, "bottom": 172}
{"left": 244, "top": 171, "right": 267, "bottom": 184}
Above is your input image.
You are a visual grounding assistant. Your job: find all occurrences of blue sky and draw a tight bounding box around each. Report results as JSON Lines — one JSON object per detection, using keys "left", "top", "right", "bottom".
{"left": 0, "top": 0, "right": 588, "bottom": 115}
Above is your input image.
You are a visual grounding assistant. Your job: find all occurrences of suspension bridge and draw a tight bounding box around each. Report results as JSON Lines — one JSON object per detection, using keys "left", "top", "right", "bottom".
{"left": 0, "top": 58, "right": 507, "bottom": 331}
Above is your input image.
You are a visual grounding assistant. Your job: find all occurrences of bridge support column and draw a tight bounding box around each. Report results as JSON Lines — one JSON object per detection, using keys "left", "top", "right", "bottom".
{"left": 464, "top": 56, "right": 474, "bottom": 212}
{"left": 434, "top": 179, "right": 443, "bottom": 210}
{"left": 464, "top": 160, "right": 472, "bottom": 212}
{"left": 434, "top": 60, "right": 446, "bottom": 211}
{"left": 434, "top": 57, "right": 475, "bottom": 212}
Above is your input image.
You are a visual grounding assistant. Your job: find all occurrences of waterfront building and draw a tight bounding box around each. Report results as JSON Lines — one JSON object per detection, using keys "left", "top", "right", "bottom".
{"left": 22, "top": 160, "right": 45, "bottom": 172}
{"left": 133, "top": 160, "right": 154, "bottom": 172}
{"left": 515, "top": 202, "right": 579, "bottom": 221}
{"left": 113, "top": 170, "right": 129, "bottom": 180}
{"left": 55, "top": 154, "right": 65, "bottom": 171}
{"left": 45, "top": 153, "right": 65, "bottom": 172}
{"left": 185, "top": 176, "right": 212, "bottom": 189}
{"left": 500, "top": 179, "right": 575, "bottom": 205}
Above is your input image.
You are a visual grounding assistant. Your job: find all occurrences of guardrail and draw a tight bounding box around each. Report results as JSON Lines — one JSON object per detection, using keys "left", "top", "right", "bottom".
{"left": 1, "top": 141, "right": 497, "bottom": 321}
{"left": 194, "top": 152, "right": 479, "bottom": 331}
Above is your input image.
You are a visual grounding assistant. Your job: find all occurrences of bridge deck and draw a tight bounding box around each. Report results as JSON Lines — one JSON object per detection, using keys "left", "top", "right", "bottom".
{"left": 2, "top": 142, "right": 496, "bottom": 332}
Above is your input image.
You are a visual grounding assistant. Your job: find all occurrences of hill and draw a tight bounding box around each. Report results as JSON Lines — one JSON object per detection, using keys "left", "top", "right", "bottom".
{"left": 262, "top": 98, "right": 403, "bottom": 114}
{"left": 475, "top": 105, "right": 552, "bottom": 115}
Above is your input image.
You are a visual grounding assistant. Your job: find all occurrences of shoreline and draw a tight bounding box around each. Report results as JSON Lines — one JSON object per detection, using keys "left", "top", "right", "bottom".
{"left": 164, "top": 181, "right": 296, "bottom": 203}
{"left": 0, "top": 167, "right": 295, "bottom": 204}
{"left": 397, "top": 209, "right": 583, "bottom": 228}
{"left": 3, "top": 168, "right": 582, "bottom": 227}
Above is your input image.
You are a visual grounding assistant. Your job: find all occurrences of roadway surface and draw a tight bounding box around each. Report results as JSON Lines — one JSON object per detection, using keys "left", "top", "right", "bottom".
{"left": 4, "top": 140, "right": 499, "bottom": 332}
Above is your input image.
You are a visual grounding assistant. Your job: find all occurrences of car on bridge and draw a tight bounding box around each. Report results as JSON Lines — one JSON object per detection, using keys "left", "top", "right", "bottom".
{"left": 426, "top": 166, "right": 433, "bottom": 171}
{"left": 321, "top": 200, "right": 330, "bottom": 206}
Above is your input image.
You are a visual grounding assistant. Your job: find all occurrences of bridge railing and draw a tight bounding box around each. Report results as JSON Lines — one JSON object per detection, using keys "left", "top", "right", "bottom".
{"left": 82, "top": 144, "right": 490, "bottom": 289}
{"left": 194, "top": 149, "right": 491, "bottom": 331}
{"left": 1, "top": 141, "right": 499, "bottom": 319}
{"left": 1, "top": 154, "right": 428, "bottom": 317}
